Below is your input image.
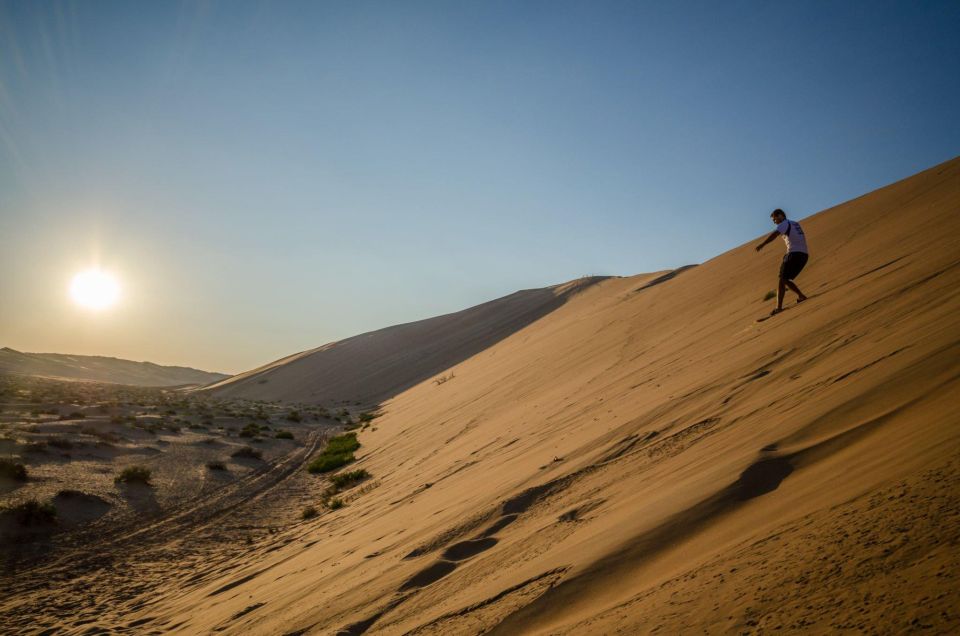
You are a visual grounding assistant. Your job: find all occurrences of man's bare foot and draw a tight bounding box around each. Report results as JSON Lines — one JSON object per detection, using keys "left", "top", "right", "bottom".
{"left": 770, "top": 308, "right": 783, "bottom": 316}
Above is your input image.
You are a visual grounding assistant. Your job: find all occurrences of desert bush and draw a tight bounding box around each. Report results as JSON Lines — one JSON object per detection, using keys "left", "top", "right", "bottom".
{"left": 239, "top": 423, "right": 261, "bottom": 438}
{"left": 231, "top": 446, "right": 263, "bottom": 460}
{"left": 46, "top": 436, "right": 73, "bottom": 449}
{"left": 0, "top": 459, "right": 27, "bottom": 481}
{"left": 358, "top": 411, "right": 380, "bottom": 423}
{"left": 206, "top": 461, "right": 227, "bottom": 471}
{"left": 2, "top": 499, "right": 56, "bottom": 525}
{"left": 325, "top": 498, "right": 344, "bottom": 510}
{"left": 763, "top": 290, "right": 776, "bottom": 301}
{"left": 307, "top": 433, "right": 360, "bottom": 474}
{"left": 275, "top": 430, "right": 294, "bottom": 440}
{"left": 22, "top": 441, "right": 47, "bottom": 453}
{"left": 80, "top": 427, "right": 120, "bottom": 443}
{"left": 330, "top": 469, "right": 369, "bottom": 491}
{"left": 286, "top": 410, "right": 302, "bottom": 422}
{"left": 302, "top": 505, "right": 318, "bottom": 520}
{"left": 115, "top": 465, "right": 152, "bottom": 484}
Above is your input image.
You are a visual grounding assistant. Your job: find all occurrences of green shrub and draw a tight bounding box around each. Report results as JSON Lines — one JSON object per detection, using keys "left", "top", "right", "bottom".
{"left": 275, "top": 430, "right": 294, "bottom": 440}
{"left": 115, "top": 465, "right": 152, "bottom": 484}
{"left": 307, "top": 433, "right": 360, "bottom": 474}
{"left": 0, "top": 459, "right": 27, "bottom": 481}
{"left": 286, "top": 410, "right": 302, "bottom": 422}
{"left": 326, "top": 498, "right": 344, "bottom": 510}
{"left": 206, "top": 461, "right": 227, "bottom": 471}
{"left": 302, "top": 505, "right": 318, "bottom": 520}
{"left": 231, "top": 446, "right": 263, "bottom": 460}
{"left": 330, "top": 469, "right": 369, "bottom": 490}
{"left": 239, "top": 423, "right": 261, "bottom": 438}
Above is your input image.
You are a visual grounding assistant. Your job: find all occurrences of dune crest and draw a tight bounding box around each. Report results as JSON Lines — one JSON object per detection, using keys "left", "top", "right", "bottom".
{"left": 200, "top": 276, "right": 610, "bottom": 406}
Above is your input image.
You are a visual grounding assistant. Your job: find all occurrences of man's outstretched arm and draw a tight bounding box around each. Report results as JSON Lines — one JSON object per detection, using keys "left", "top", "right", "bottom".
{"left": 755, "top": 230, "right": 779, "bottom": 252}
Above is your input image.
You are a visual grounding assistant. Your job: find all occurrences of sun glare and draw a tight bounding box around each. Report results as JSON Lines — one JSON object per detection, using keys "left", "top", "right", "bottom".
{"left": 70, "top": 268, "right": 120, "bottom": 310}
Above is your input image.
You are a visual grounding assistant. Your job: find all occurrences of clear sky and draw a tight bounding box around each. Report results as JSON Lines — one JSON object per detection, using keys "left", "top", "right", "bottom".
{"left": 1, "top": 0, "right": 958, "bottom": 374}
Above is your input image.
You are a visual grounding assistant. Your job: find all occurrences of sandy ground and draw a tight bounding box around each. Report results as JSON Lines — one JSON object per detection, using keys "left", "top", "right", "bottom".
{"left": 1, "top": 156, "right": 959, "bottom": 634}
{"left": 0, "top": 377, "right": 343, "bottom": 564}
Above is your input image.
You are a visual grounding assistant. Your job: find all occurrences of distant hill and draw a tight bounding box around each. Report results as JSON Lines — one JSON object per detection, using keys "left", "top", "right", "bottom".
{"left": 0, "top": 348, "right": 229, "bottom": 387}
{"left": 200, "top": 276, "right": 611, "bottom": 406}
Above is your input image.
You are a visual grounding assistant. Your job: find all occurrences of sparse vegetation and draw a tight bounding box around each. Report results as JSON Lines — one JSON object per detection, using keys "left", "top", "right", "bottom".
{"left": 326, "top": 498, "right": 344, "bottom": 510}
{"left": 115, "top": 465, "right": 152, "bottom": 484}
{"left": 1, "top": 499, "right": 57, "bottom": 525}
{"left": 0, "top": 458, "right": 27, "bottom": 481}
{"left": 275, "top": 430, "right": 294, "bottom": 439}
{"left": 231, "top": 446, "right": 263, "bottom": 460}
{"left": 302, "top": 505, "right": 318, "bottom": 519}
{"left": 206, "top": 460, "right": 227, "bottom": 471}
{"left": 329, "top": 469, "right": 369, "bottom": 491}
{"left": 46, "top": 436, "right": 74, "bottom": 449}
{"left": 307, "top": 433, "right": 360, "bottom": 474}
{"left": 21, "top": 441, "right": 47, "bottom": 453}
{"left": 239, "top": 422, "right": 262, "bottom": 438}
{"left": 286, "top": 410, "right": 302, "bottom": 422}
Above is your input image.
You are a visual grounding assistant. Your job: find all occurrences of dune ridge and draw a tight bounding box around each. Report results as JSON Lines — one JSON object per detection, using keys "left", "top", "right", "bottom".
{"left": 0, "top": 348, "right": 228, "bottom": 387}
{"left": 200, "top": 276, "right": 610, "bottom": 406}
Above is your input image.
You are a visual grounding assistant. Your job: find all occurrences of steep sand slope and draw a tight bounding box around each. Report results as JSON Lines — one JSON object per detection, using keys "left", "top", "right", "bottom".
{"left": 201, "top": 277, "right": 608, "bottom": 406}
{"left": 34, "top": 157, "right": 960, "bottom": 634}
{"left": 0, "top": 348, "right": 228, "bottom": 386}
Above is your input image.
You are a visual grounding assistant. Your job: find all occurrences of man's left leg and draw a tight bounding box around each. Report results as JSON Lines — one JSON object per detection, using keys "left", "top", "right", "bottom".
{"left": 785, "top": 279, "right": 807, "bottom": 303}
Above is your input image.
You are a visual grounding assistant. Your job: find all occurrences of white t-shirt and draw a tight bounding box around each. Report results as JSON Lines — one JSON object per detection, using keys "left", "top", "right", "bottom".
{"left": 777, "top": 219, "right": 808, "bottom": 254}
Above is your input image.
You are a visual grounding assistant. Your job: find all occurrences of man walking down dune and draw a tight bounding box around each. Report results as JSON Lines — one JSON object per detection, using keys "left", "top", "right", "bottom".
{"left": 755, "top": 208, "right": 809, "bottom": 315}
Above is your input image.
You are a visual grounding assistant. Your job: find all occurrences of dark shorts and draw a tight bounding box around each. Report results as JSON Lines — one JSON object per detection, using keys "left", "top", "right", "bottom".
{"left": 780, "top": 252, "right": 808, "bottom": 280}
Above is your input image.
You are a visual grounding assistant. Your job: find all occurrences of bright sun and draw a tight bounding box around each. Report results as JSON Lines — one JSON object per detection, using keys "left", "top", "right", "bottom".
{"left": 70, "top": 268, "right": 120, "bottom": 310}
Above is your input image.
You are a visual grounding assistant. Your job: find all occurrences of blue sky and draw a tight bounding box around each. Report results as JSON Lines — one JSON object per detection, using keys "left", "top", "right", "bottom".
{"left": 1, "top": 0, "right": 958, "bottom": 373}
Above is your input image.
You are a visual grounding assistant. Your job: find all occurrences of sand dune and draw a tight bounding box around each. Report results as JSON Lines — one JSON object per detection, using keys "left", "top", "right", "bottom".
{"left": 200, "top": 276, "right": 609, "bottom": 406}
{"left": 2, "top": 157, "right": 958, "bottom": 634}
{"left": 0, "top": 348, "right": 228, "bottom": 387}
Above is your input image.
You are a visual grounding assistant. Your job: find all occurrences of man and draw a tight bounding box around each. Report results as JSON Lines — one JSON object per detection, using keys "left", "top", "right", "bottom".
{"left": 755, "top": 208, "right": 809, "bottom": 315}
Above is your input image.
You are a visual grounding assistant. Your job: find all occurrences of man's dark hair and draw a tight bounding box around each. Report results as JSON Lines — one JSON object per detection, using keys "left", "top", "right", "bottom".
{"left": 770, "top": 208, "right": 785, "bottom": 218}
